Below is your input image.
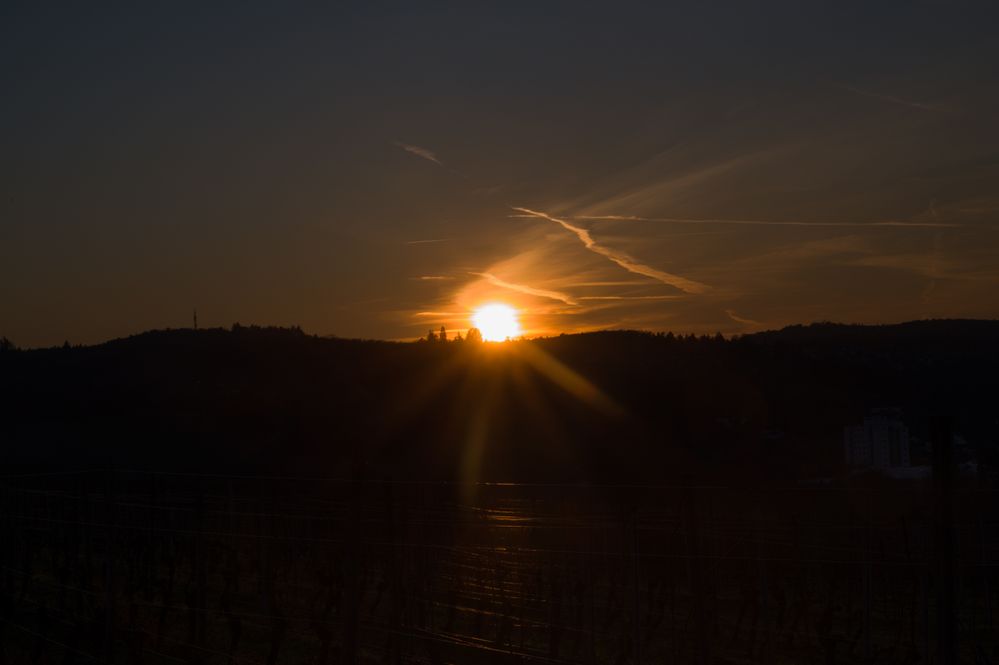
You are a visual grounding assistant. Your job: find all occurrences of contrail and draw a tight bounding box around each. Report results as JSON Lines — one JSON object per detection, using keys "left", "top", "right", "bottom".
{"left": 725, "top": 309, "right": 763, "bottom": 327}
{"left": 395, "top": 142, "right": 443, "bottom": 166}
{"left": 474, "top": 272, "right": 578, "bottom": 305}
{"left": 395, "top": 141, "right": 474, "bottom": 182}
{"left": 565, "top": 280, "right": 649, "bottom": 287}
{"left": 837, "top": 84, "right": 939, "bottom": 112}
{"left": 575, "top": 214, "right": 961, "bottom": 228}
{"left": 578, "top": 295, "right": 683, "bottom": 301}
{"left": 513, "top": 207, "right": 709, "bottom": 294}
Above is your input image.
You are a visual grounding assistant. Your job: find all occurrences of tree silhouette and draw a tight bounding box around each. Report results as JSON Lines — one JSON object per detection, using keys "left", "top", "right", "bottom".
{"left": 439, "top": 326, "right": 447, "bottom": 343}
{"left": 0, "top": 337, "right": 13, "bottom": 352}
{"left": 426, "top": 329, "right": 437, "bottom": 343}
{"left": 465, "top": 327, "right": 483, "bottom": 344}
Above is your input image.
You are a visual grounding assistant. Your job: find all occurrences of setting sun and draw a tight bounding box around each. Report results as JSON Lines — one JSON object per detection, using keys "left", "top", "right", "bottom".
{"left": 471, "top": 303, "right": 521, "bottom": 342}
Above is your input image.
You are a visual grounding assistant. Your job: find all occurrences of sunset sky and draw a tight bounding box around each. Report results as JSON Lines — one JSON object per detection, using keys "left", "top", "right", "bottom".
{"left": 3, "top": 2, "right": 999, "bottom": 347}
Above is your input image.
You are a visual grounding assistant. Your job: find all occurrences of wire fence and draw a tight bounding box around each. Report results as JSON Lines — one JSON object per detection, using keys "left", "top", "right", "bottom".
{"left": 1, "top": 468, "right": 997, "bottom": 664}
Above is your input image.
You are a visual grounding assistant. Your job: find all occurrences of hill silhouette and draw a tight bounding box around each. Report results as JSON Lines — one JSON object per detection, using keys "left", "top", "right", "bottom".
{"left": 3, "top": 321, "right": 999, "bottom": 665}
{"left": 2, "top": 320, "right": 998, "bottom": 482}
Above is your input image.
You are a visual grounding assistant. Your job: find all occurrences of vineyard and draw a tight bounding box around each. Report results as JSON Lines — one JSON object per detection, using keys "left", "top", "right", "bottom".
{"left": 2, "top": 469, "right": 997, "bottom": 664}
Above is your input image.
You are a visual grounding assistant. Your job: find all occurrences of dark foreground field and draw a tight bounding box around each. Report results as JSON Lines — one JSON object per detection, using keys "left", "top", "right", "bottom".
{"left": 3, "top": 471, "right": 999, "bottom": 664}
{"left": 2, "top": 321, "right": 998, "bottom": 663}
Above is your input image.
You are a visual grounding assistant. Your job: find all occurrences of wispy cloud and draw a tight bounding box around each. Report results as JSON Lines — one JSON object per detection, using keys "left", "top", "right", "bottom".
{"left": 412, "top": 275, "right": 453, "bottom": 281}
{"left": 395, "top": 142, "right": 443, "bottom": 166}
{"left": 559, "top": 151, "right": 774, "bottom": 218}
{"left": 725, "top": 309, "right": 763, "bottom": 328}
{"left": 474, "top": 272, "right": 579, "bottom": 305}
{"left": 578, "top": 294, "right": 683, "bottom": 301}
{"left": 512, "top": 207, "right": 710, "bottom": 294}
{"left": 562, "top": 280, "right": 650, "bottom": 287}
{"left": 837, "top": 84, "right": 940, "bottom": 112}
{"left": 845, "top": 253, "right": 999, "bottom": 282}
{"left": 575, "top": 215, "right": 961, "bottom": 229}
{"left": 698, "top": 235, "right": 870, "bottom": 282}
{"left": 414, "top": 311, "right": 461, "bottom": 318}
{"left": 405, "top": 238, "right": 450, "bottom": 245}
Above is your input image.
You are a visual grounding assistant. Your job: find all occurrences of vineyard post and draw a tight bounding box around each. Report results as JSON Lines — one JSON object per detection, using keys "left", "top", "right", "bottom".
{"left": 932, "top": 415, "right": 957, "bottom": 665}
{"left": 104, "top": 466, "right": 117, "bottom": 664}
{"left": 632, "top": 504, "right": 641, "bottom": 665}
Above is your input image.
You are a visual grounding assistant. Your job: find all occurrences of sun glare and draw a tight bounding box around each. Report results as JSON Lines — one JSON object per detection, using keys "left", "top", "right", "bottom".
{"left": 472, "top": 303, "right": 521, "bottom": 342}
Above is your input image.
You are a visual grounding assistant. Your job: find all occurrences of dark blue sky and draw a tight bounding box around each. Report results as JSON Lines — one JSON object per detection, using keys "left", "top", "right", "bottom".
{"left": 3, "top": 2, "right": 998, "bottom": 345}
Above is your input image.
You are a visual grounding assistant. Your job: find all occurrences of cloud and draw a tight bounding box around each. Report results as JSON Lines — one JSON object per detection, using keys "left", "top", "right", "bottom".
{"left": 405, "top": 238, "right": 450, "bottom": 244}
{"left": 575, "top": 215, "right": 961, "bottom": 229}
{"left": 412, "top": 275, "right": 453, "bottom": 281}
{"left": 837, "top": 84, "right": 940, "bottom": 112}
{"left": 474, "top": 272, "right": 579, "bottom": 305}
{"left": 512, "top": 207, "right": 710, "bottom": 294}
{"left": 725, "top": 309, "right": 763, "bottom": 328}
{"left": 562, "top": 280, "right": 650, "bottom": 287}
{"left": 697, "top": 235, "right": 870, "bottom": 282}
{"left": 845, "top": 253, "right": 999, "bottom": 282}
{"left": 395, "top": 142, "right": 443, "bottom": 166}
{"left": 578, "top": 295, "right": 683, "bottom": 301}
{"left": 557, "top": 150, "right": 779, "bottom": 217}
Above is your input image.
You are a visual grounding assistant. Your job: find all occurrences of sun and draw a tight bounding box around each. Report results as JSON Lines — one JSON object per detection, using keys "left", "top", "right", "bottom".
{"left": 471, "top": 303, "right": 521, "bottom": 342}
